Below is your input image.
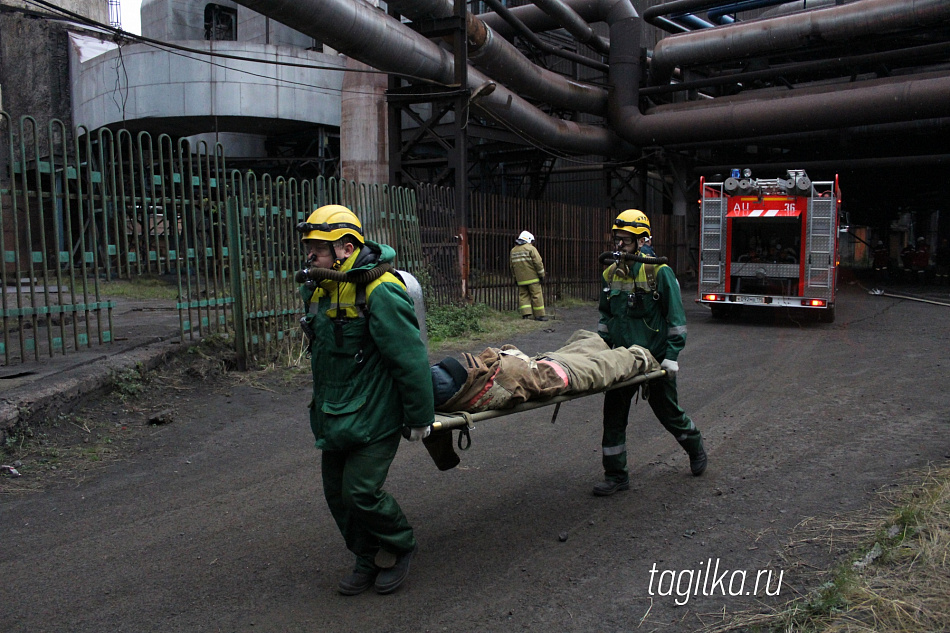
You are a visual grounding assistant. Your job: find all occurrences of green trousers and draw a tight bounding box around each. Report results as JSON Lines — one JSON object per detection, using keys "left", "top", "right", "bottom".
{"left": 601, "top": 376, "right": 703, "bottom": 483}
{"left": 321, "top": 431, "right": 416, "bottom": 573}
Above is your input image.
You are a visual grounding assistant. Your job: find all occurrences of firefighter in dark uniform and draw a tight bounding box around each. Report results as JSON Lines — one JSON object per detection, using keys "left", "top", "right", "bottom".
{"left": 594, "top": 209, "right": 707, "bottom": 496}
{"left": 298, "top": 204, "right": 434, "bottom": 595}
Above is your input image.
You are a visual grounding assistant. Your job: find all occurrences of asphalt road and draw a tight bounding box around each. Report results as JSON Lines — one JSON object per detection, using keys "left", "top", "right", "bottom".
{"left": 2, "top": 280, "right": 948, "bottom": 633}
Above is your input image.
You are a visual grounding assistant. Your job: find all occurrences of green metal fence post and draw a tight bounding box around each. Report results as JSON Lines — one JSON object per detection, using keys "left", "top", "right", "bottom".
{"left": 226, "top": 181, "right": 247, "bottom": 370}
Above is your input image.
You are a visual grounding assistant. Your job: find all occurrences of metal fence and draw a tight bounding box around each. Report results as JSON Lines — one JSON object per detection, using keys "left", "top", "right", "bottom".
{"left": 227, "top": 173, "right": 424, "bottom": 365}
{"left": 1, "top": 115, "right": 120, "bottom": 364}
{"left": 1, "top": 111, "right": 688, "bottom": 367}
{"left": 467, "top": 191, "right": 615, "bottom": 310}
{"left": 415, "top": 184, "right": 463, "bottom": 307}
{"left": 0, "top": 113, "right": 424, "bottom": 367}
{"left": 416, "top": 185, "right": 690, "bottom": 311}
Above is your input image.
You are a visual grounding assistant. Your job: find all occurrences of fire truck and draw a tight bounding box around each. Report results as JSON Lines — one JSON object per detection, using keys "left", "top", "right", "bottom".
{"left": 696, "top": 169, "right": 842, "bottom": 322}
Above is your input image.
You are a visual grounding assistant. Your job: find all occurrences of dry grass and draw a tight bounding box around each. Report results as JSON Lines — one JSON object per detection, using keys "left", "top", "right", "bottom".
{"left": 702, "top": 465, "right": 950, "bottom": 633}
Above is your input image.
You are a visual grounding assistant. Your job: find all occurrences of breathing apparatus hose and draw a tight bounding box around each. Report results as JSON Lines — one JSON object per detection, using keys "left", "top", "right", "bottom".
{"left": 598, "top": 251, "right": 669, "bottom": 266}
{"left": 294, "top": 262, "right": 393, "bottom": 286}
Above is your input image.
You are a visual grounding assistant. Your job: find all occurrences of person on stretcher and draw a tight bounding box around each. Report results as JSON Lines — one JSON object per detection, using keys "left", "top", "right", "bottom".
{"left": 418, "top": 330, "right": 660, "bottom": 471}
{"left": 431, "top": 329, "right": 659, "bottom": 412}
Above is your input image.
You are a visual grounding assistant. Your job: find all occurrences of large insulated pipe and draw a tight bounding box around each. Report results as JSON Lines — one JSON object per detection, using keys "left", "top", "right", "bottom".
{"left": 644, "top": 0, "right": 789, "bottom": 28}
{"left": 759, "top": 0, "right": 855, "bottom": 19}
{"left": 609, "top": 17, "right": 950, "bottom": 146}
{"left": 650, "top": 0, "right": 950, "bottom": 85}
{"left": 468, "top": 26, "right": 608, "bottom": 114}
{"left": 663, "top": 116, "right": 950, "bottom": 151}
{"left": 479, "top": 0, "right": 637, "bottom": 41}
{"left": 386, "top": 0, "right": 608, "bottom": 113}
{"left": 641, "top": 41, "right": 950, "bottom": 97}
{"left": 706, "top": 0, "right": 802, "bottom": 24}
{"left": 528, "top": 0, "right": 611, "bottom": 54}
{"left": 476, "top": 0, "right": 608, "bottom": 71}
{"left": 645, "top": 0, "right": 805, "bottom": 27}
{"left": 231, "top": 0, "right": 627, "bottom": 156}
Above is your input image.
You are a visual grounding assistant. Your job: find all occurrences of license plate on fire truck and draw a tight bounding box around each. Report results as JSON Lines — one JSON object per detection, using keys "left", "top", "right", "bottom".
{"left": 733, "top": 295, "right": 764, "bottom": 304}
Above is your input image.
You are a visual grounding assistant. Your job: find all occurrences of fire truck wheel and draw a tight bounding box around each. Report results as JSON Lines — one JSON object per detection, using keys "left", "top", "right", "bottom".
{"left": 817, "top": 306, "right": 836, "bottom": 324}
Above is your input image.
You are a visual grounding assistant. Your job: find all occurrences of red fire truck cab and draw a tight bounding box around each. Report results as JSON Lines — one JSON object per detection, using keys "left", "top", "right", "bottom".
{"left": 696, "top": 169, "right": 842, "bottom": 323}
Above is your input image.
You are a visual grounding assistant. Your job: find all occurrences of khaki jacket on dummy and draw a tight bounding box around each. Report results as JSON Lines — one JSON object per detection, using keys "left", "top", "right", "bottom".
{"left": 437, "top": 330, "right": 659, "bottom": 413}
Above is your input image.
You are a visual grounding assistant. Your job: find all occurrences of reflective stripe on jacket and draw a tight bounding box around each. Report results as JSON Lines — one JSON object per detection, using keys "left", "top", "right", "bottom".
{"left": 510, "top": 243, "right": 545, "bottom": 285}
{"left": 597, "top": 262, "right": 687, "bottom": 362}
{"left": 301, "top": 240, "right": 434, "bottom": 451}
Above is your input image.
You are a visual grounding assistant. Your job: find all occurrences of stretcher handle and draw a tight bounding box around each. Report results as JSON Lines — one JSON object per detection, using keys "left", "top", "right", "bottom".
{"left": 431, "top": 369, "right": 667, "bottom": 432}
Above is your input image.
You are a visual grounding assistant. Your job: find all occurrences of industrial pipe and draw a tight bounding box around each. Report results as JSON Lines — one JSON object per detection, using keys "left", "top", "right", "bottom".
{"left": 609, "top": 16, "right": 950, "bottom": 147}
{"left": 528, "top": 0, "right": 610, "bottom": 54}
{"left": 649, "top": 0, "right": 950, "bottom": 85}
{"left": 476, "top": 0, "right": 608, "bottom": 72}
{"left": 640, "top": 41, "right": 950, "bottom": 97}
{"left": 231, "top": 0, "right": 950, "bottom": 158}
{"left": 478, "top": 0, "right": 638, "bottom": 41}
{"left": 388, "top": 0, "right": 609, "bottom": 111}
{"left": 231, "top": 0, "right": 627, "bottom": 156}
{"left": 706, "top": 0, "right": 800, "bottom": 24}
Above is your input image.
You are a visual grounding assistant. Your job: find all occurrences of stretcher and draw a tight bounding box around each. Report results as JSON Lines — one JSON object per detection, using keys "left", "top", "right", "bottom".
{"left": 431, "top": 368, "right": 667, "bottom": 447}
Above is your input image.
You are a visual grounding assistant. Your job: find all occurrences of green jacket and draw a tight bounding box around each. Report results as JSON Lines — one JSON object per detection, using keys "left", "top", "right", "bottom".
{"left": 301, "top": 240, "right": 434, "bottom": 451}
{"left": 510, "top": 243, "right": 545, "bottom": 285}
{"left": 597, "top": 262, "right": 687, "bottom": 363}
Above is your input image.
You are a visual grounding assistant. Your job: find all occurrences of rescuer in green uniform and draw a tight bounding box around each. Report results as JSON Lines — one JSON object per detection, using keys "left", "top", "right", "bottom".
{"left": 593, "top": 209, "right": 707, "bottom": 496}
{"left": 297, "top": 204, "right": 434, "bottom": 594}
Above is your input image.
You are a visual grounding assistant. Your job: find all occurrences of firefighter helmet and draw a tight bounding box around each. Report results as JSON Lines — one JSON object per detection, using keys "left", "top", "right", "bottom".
{"left": 612, "top": 209, "right": 651, "bottom": 237}
{"left": 517, "top": 230, "right": 535, "bottom": 244}
{"left": 296, "top": 204, "right": 364, "bottom": 244}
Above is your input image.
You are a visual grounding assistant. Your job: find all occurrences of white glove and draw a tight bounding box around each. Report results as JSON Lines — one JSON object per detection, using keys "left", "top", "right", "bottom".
{"left": 407, "top": 425, "right": 432, "bottom": 441}
{"left": 660, "top": 359, "right": 679, "bottom": 379}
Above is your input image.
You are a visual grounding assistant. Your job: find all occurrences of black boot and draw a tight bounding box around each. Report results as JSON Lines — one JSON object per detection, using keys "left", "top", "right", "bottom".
{"left": 679, "top": 437, "right": 707, "bottom": 476}
{"left": 338, "top": 568, "right": 378, "bottom": 595}
{"left": 592, "top": 479, "right": 630, "bottom": 496}
{"left": 375, "top": 545, "right": 416, "bottom": 594}
{"left": 688, "top": 445, "right": 707, "bottom": 476}
{"left": 422, "top": 429, "right": 460, "bottom": 471}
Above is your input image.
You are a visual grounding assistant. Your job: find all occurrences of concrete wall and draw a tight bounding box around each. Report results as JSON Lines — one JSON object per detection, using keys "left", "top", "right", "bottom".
{"left": 340, "top": 57, "right": 387, "bottom": 184}
{"left": 0, "top": 0, "right": 107, "bottom": 23}
{"left": 0, "top": 12, "right": 74, "bottom": 149}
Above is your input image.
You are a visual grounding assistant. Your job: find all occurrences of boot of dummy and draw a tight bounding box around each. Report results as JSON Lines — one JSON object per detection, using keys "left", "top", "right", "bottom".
{"left": 422, "top": 430, "right": 460, "bottom": 471}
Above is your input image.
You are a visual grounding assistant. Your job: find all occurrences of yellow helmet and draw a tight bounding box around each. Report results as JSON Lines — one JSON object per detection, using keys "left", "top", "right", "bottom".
{"left": 296, "top": 204, "right": 364, "bottom": 244}
{"left": 612, "top": 209, "right": 651, "bottom": 237}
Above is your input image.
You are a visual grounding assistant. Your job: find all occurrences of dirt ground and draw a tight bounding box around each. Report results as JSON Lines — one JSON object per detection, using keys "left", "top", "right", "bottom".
{"left": 1, "top": 280, "right": 948, "bottom": 633}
